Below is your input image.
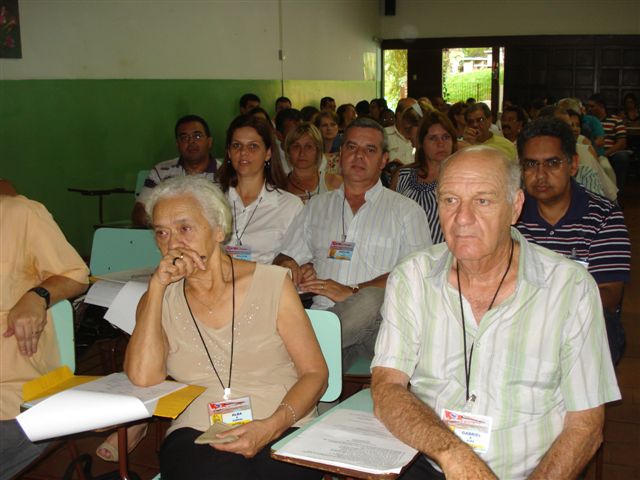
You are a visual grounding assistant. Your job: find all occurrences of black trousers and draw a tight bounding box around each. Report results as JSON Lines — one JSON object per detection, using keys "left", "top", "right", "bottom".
{"left": 398, "top": 455, "right": 446, "bottom": 480}
{"left": 159, "top": 427, "right": 323, "bottom": 480}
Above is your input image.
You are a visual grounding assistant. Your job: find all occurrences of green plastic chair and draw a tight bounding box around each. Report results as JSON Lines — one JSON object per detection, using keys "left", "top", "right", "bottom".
{"left": 134, "top": 169, "right": 150, "bottom": 200}
{"left": 51, "top": 300, "right": 75, "bottom": 372}
{"left": 306, "top": 309, "right": 342, "bottom": 403}
{"left": 89, "top": 227, "right": 161, "bottom": 276}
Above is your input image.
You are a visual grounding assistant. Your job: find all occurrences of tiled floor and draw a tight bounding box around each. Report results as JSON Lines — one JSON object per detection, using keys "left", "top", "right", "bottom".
{"left": 17, "top": 178, "right": 640, "bottom": 480}
{"left": 597, "top": 178, "right": 640, "bottom": 480}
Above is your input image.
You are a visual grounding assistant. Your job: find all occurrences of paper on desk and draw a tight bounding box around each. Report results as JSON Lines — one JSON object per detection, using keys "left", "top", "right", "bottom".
{"left": 95, "top": 267, "right": 155, "bottom": 283}
{"left": 17, "top": 389, "right": 150, "bottom": 442}
{"left": 85, "top": 280, "right": 124, "bottom": 308}
{"left": 275, "top": 408, "right": 417, "bottom": 475}
{"left": 17, "top": 372, "right": 190, "bottom": 442}
{"left": 104, "top": 280, "right": 148, "bottom": 334}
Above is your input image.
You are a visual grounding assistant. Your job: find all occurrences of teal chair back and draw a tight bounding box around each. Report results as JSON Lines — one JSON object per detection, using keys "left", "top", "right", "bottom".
{"left": 306, "top": 309, "right": 342, "bottom": 402}
{"left": 90, "top": 227, "right": 161, "bottom": 275}
{"left": 135, "top": 170, "right": 150, "bottom": 199}
{"left": 51, "top": 300, "right": 75, "bottom": 372}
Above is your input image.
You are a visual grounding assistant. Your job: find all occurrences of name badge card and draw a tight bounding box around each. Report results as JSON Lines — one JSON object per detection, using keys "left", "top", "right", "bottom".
{"left": 441, "top": 408, "right": 493, "bottom": 454}
{"left": 225, "top": 245, "right": 252, "bottom": 261}
{"left": 328, "top": 241, "right": 355, "bottom": 261}
{"left": 569, "top": 257, "right": 589, "bottom": 269}
{"left": 209, "top": 396, "right": 253, "bottom": 426}
{"left": 194, "top": 396, "right": 253, "bottom": 446}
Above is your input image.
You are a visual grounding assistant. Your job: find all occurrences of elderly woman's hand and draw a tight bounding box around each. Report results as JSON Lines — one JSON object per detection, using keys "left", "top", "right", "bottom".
{"left": 153, "top": 248, "right": 206, "bottom": 287}
{"left": 210, "top": 419, "right": 276, "bottom": 458}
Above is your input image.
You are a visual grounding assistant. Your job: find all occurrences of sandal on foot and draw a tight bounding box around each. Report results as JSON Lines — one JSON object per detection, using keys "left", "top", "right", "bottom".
{"left": 96, "top": 424, "right": 149, "bottom": 462}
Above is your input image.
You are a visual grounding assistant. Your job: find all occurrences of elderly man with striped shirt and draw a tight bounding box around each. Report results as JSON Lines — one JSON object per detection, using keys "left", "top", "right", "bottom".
{"left": 371, "top": 145, "right": 620, "bottom": 479}
{"left": 516, "top": 117, "right": 630, "bottom": 364}
{"left": 274, "top": 117, "right": 431, "bottom": 368}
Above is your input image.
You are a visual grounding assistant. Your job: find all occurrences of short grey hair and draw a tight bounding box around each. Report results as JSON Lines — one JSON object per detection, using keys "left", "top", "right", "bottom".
{"left": 438, "top": 146, "right": 522, "bottom": 202}
{"left": 145, "top": 176, "right": 232, "bottom": 240}
{"left": 343, "top": 116, "right": 389, "bottom": 153}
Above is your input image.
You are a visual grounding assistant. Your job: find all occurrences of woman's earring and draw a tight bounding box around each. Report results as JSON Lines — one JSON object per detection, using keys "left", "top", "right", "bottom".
{"left": 265, "top": 160, "right": 271, "bottom": 168}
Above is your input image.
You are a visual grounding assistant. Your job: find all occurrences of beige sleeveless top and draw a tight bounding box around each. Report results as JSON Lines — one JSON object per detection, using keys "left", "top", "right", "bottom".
{"left": 162, "top": 263, "right": 315, "bottom": 435}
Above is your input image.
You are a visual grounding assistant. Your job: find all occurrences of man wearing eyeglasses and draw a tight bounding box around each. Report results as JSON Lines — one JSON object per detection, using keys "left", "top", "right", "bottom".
{"left": 516, "top": 117, "right": 630, "bottom": 364}
{"left": 132, "top": 114, "right": 218, "bottom": 226}
{"left": 463, "top": 103, "right": 517, "bottom": 160}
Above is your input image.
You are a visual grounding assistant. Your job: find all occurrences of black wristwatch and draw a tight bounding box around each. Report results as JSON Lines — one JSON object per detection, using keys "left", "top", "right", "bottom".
{"left": 28, "top": 286, "right": 51, "bottom": 308}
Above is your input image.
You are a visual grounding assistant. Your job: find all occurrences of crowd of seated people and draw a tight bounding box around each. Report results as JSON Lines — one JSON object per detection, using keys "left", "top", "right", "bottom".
{"left": 5, "top": 87, "right": 634, "bottom": 479}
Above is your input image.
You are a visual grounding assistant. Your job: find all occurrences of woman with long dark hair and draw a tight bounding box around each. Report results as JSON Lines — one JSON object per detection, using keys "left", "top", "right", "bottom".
{"left": 218, "top": 115, "right": 303, "bottom": 264}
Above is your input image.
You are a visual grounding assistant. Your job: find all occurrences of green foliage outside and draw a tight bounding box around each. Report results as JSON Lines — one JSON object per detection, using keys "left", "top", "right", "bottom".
{"left": 383, "top": 49, "right": 407, "bottom": 111}
{"left": 443, "top": 68, "right": 504, "bottom": 104}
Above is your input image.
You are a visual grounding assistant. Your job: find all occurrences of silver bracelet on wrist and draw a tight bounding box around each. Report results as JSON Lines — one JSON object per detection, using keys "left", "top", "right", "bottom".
{"left": 279, "top": 402, "right": 297, "bottom": 424}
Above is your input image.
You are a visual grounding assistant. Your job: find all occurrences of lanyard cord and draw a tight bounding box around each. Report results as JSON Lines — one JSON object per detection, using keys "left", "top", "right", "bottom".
{"left": 341, "top": 195, "right": 347, "bottom": 242}
{"left": 233, "top": 197, "right": 262, "bottom": 246}
{"left": 184, "top": 255, "right": 236, "bottom": 397}
{"left": 457, "top": 238, "right": 514, "bottom": 401}
{"left": 288, "top": 171, "right": 320, "bottom": 201}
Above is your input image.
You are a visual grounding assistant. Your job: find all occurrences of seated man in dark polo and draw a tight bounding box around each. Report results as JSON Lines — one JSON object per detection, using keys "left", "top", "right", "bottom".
{"left": 274, "top": 117, "right": 431, "bottom": 367}
{"left": 516, "top": 117, "right": 630, "bottom": 364}
{"left": 372, "top": 145, "right": 620, "bottom": 479}
{"left": 131, "top": 114, "right": 217, "bottom": 226}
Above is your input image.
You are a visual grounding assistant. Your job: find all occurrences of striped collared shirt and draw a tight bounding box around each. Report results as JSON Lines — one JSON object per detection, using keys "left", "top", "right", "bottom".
{"left": 516, "top": 179, "right": 630, "bottom": 284}
{"left": 373, "top": 229, "right": 620, "bottom": 479}
{"left": 137, "top": 157, "right": 217, "bottom": 205}
{"left": 281, "top": 180, "right": 432, "bottom": 309}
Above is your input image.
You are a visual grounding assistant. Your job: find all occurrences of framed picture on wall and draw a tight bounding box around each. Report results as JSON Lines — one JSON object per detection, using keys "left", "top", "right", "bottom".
{"left": 1, "top": 0, "right": 21, "bottom": 58}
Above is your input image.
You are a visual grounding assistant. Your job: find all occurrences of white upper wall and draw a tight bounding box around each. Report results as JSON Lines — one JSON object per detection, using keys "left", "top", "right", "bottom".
{"left": 381, "top": 0, "right": 640, "bottom": 39}
{"left": 0, "top": 0, "right": 380, "bottom": 80}
{"left": 3, "top": 0, "right": 637, "bottom": 81}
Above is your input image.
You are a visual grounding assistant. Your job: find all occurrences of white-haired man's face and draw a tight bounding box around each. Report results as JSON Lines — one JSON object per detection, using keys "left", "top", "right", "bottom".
{"left": 438, "top": 151, "right": 523, "bottom": 265}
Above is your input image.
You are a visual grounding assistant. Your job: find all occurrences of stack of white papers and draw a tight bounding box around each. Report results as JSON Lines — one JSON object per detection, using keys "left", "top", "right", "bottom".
{"left": 17, "top": 372, "right": 187, "bottom": 442}
{"left": 274, "top": 408, "right": 417, "bottom": 475}
{"left": 85, "top": 267, "right": 154, "bottom": 334}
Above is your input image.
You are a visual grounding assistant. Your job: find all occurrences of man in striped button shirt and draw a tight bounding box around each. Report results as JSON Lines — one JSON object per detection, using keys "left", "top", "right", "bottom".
{"left": 275, "top": 117, "right": 431, "bottom": 368}
{"left": 516, "top": 117, "right": 630, "bottom": 364}
{"left": 371, "top": 145, "right": 620, "bottom": 479}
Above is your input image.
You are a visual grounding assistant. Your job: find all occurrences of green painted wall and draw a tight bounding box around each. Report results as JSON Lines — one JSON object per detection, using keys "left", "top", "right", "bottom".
{"left": 1, "top": 79, "right": 376, "bottom": 257}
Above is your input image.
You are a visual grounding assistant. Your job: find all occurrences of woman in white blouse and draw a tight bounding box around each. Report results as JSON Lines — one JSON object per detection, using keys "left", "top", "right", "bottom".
{"left": 218, "top": 114, "right": 303, "bottom": 264}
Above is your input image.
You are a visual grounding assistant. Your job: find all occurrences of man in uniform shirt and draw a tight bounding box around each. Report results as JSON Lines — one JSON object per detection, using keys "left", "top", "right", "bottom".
{"left": 274, "top": 117, "right": 431, "bottom": 367}
{"left": 372, "top": 145, "right": 620, "bottom": 479}
{"left": 132, "top": 115, "right": 217, "bottom": 226}
{"left": 516, "top": 117, "right": 630, "bottom": 363}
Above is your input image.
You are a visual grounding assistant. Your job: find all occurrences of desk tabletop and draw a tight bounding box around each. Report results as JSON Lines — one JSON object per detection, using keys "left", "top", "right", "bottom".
{"left": 271, "top": 389, "right": 417, "bottom": 479}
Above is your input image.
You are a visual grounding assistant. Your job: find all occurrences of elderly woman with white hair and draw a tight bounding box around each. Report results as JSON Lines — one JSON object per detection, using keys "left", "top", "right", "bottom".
{"left": 123, "top": 175, "right": 327, "bottom": 480}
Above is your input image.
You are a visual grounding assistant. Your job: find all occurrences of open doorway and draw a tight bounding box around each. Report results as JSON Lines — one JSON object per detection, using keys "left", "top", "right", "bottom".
{"left": 442, "top": 47, "right": 504, "bottom": 109}
{"left": 383, "top": 49, "right": 407, "bottom": 112}
{"left": 381, "top": 44, "right": 505, "bottom": 116}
